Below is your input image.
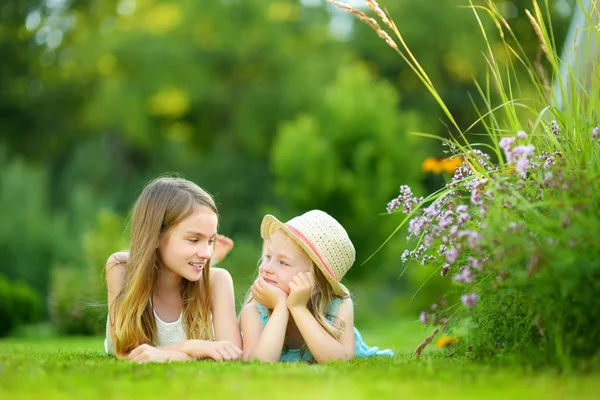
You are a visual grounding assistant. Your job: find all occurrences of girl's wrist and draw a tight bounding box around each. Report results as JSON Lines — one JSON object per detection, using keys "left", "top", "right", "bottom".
{"left": 273, "top": 303, "right": 289, "bottom": 313}
{"left": 288, "top": 304, "right": 309, "bottom": 314}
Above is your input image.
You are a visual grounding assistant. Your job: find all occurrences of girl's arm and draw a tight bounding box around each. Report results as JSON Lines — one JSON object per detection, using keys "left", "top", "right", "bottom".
{"left": 106, "top": 252, "right": 131, "bottom": 360}
{"left": 209, "top": 268, "right": 243, "bottom": 347}
{"left": 239, "top": 301, "right": 289, "bottom": 362}
{"left": 289, "top": 297, "right": 355, "bottom": 363}
{"left": 163, "top": 267, "right": 243, "bottom": 361}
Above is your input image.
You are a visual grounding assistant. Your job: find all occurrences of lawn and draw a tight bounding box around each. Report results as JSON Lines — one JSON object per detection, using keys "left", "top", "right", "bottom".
{"left": 1, "top": 319, "right": 598, "bottom": 399}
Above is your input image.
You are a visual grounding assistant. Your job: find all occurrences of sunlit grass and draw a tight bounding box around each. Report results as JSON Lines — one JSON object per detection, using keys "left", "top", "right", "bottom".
{"left": 1, "top": 323, "right": 599, "bottom": 400}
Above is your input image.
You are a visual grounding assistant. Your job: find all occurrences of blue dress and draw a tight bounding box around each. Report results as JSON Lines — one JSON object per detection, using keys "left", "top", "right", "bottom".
{"left": 255, "top": 298, "right": 394, "bottom": 362}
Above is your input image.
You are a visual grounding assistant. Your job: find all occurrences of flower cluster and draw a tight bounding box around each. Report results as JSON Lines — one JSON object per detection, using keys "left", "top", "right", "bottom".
{"left": 389, "top": 127, "right": 571, "bottom": 326}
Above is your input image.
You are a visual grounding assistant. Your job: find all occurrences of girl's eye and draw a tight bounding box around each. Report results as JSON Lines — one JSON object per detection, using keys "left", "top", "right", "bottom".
{"left": 264, "top": 254, "right": 271, "bottom": 261}
{"left": 188, "top": 238, "right": 198, "bottom": 243}
{"left": 280, "top": 261, "right": 289, "bottom": 266}
{"left": 208, "top": 239, "right": 216, "bottom": 245}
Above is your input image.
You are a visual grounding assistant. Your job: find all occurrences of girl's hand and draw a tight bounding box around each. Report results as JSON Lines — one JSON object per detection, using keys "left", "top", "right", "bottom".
{"left": 252, "top": 277, "right": 288, "bottom": 310}
{"left": 128, "top": 344, "right": 188, "bottom": 363}
{"left": 184, "top": 340, "right": 243, "bottom": 361}
{"left": 212, "top": 234, "right": 234, "bottom": 265}
{"left": 287, "top": 272, "right": 315, "bottom": 310}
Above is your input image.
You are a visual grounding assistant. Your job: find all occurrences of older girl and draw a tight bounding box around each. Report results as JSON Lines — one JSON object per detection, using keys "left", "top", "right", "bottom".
{"left": 105, "top": 177, "right": 241, "bottom": 362}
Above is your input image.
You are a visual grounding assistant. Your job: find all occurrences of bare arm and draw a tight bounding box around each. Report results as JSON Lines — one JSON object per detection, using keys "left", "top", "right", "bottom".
{"left": 210, "top": 268, "right": 243, "bottom": 347}
{"left": 153, "top": 268, "right": 242, "bottom": 361}
{"left": 240, "top": 301, "right": 289, "bottom": 362}
{"left": 289, "top": 298, "right": 355, "bottom": 363}
{"left": 106, "top": 251, "right": 130, "bottom": 360}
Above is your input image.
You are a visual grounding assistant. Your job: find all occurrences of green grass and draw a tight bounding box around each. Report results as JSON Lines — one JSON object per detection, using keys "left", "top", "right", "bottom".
{"left": 1, "top": 320, "right": 599, "bottom": 399}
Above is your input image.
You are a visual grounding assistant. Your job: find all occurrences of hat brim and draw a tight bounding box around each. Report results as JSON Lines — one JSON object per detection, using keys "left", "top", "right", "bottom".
{"left": 261, "top": 214, "right": 349, "bottom": 297}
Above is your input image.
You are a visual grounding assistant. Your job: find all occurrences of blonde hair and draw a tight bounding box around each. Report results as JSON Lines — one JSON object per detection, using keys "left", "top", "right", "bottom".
{"left": 244, "top": 239, "right": 347, "bottom": 358}
{"left": 111, "top": 177, "right": 216, "bottom": 354}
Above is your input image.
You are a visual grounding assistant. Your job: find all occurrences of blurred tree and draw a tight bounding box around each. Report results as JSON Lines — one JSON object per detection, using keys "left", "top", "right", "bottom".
{"left": 0, "top": 0, "right": 573, "bottom": 307}
{"left": 271, "top": 62, "right": 432, "bottom": 277}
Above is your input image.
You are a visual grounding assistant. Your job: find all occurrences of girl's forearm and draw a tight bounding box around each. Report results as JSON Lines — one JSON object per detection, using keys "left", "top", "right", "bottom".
{"left": 289, "top": 306, "right": 352, "bottom": 363}
{"left": 244, "top": 305, "right": 289, "bottom": 362}
{"left": 161, "top": 350, "right": 194, "bottom": 361}
{"left": 159, "top": 340, "right": 211, "bottom": 359}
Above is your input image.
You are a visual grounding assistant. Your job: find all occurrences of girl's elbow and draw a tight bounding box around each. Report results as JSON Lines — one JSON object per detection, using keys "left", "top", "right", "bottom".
{"left": 242, "top": 352, "right": 277, "bottom": 363}
{"left": 315, "top": 351, "right": 354, "bottom": 364}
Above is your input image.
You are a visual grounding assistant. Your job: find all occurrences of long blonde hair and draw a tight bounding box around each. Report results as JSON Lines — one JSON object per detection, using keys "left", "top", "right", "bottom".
{"left": 112, "top": 177, "right": 217, "bottom": 354}
{"left": 244, "top": 243, "right": 347, "bottom": 358}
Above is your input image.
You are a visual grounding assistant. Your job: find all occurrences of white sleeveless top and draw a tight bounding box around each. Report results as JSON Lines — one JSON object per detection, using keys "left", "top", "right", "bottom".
{"left": 104, "top": 304, "right": 187, "bottom": 355}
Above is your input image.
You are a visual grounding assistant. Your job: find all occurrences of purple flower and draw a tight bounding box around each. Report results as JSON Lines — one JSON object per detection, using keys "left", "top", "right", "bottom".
{"left": 517, "top": 130, "right": 527, "bottom": 139}
{"left": 387, "top": 185, "right": 424, "bottom": 214}
{"left": 437, "top": 245, "right": 448, "bottom": 255}
{"left": 499, "top": 137, "right": 516, "bottom": 163}
{"left": 461, "top": 292, "right": 479, "bottom": 307}
{"left": 456, "top": 205, "right": 468, "bottom": 214}
{"left": 515, "top": 157, "right": 529, "bottom": 177}
{"left": 453, "top": 266, "right": 474, "bottom": 284}
{"left": 440, "top": 263, "right": 450, "bottom": 277}
{"left": 449, "top": 225, "right": 458, "bottom": 236}
{"left": 551, "top": 120, "right": 560, "bottom": 137}
{"left": 408, "top": 216, "right": 428, "bottom": 236}
{"left": 401, "top": 250, "right": 413, "bottom": 263}
{"left": 423, "top": 234, "right": 433, "bottom": 247}
{"left": 445, "top": 247, "right": 459, "bottom": 264}
{"left": 468, "top": 256, "right": 483, "bottom": 271}
{"left": 419, "top": 311, "right": 429, "bottom": 324}
{"left": 459, "top": 230, "right": 482, "bottom": 249}
{"left": 592, "top": 125, "right": 600, "bottom": 144}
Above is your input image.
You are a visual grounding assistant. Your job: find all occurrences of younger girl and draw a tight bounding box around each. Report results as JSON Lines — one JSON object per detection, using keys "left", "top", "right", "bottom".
{"left": 105, "top": 177, "right": 242, "bottom": 362}
{"left": 240, "top": 210, "right": 393, "bottom": 363}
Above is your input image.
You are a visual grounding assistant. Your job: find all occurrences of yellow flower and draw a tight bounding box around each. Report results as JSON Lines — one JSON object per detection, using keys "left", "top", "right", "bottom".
{"left": 422, "top": 156, "right": 463, "bottom": 175}
{"left": 441, "top": 156, "right": 463, "bottom": 174}
{"left": 435, "top": 335, "right": 459, "bottom": 348}
{"left": 422, "top": 157, "right": 443, "bottom": 175}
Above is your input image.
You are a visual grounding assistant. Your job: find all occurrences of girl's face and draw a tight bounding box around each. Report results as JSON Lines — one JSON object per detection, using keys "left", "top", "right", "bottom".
{"left": 259, "top": 230, "right": 312, "bottom": 293}
{"left": 158, "top": 206, "right": 218, "bottom": 282}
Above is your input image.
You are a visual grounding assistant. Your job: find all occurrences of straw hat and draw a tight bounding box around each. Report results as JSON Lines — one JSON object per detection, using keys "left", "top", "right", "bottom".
{"left": 260, "top": 210, "right": 355, "bottom": 297}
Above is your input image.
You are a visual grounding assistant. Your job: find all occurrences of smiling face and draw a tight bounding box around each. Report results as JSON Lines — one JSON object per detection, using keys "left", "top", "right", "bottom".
{"left": 259, "top": 229, "right": 313, "bottom": 293}
{"left": 158, "top": 206, "right": 218, "bottom": 282}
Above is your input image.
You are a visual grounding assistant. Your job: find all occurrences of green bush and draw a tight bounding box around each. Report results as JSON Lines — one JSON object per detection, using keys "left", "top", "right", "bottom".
{"left": 0, "top": 274, "right": 42, "bottom": 336}
{"left": 48, "top": 209, "right": 126, "bottom": 335}
{"left": 334, "top": 0, "right": 600, "bottom": 367}
{"left": 0, "top": 153, "right": 70, "bottom": 305}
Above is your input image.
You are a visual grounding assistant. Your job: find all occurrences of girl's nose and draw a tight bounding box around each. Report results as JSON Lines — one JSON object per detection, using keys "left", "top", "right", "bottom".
{"left": 198, "top": 243, "right": 213, "bottom": 259}
{"left": 260, "top": 258, "right": 275, "bottom": 274}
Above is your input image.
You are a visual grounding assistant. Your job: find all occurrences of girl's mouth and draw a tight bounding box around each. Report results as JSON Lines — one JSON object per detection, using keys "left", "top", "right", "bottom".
{"left": 263, "top": 277, "right": 278, "bottom": 286}
{"left": 189, "top": 262, "right": 204, "bottom": 272}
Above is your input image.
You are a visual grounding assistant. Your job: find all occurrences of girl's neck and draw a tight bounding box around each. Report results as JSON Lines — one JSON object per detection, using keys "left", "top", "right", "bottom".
{"left": 154, "top": 264, "right": 182, "bottom": 299}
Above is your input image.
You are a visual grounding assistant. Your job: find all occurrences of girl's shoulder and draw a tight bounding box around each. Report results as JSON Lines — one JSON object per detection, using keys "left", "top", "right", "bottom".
{"left": 329, "top": 297, "right": 353, "bottom": 318}
{"left": 208, "top": 267, "right": 234, "bottom": 292}
{"left": 106, "top": 251, "right": 129, "bottom": 291}
{"left": 106, "top": 251, "right": 129, "bottom": 268}
{"left": 239, "top": 300, "right": 266, "bottom": 326}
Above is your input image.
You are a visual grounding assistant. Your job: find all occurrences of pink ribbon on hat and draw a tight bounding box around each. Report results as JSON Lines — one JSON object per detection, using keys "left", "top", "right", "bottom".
{"left": 285, "top": 223, "right": 336, "bottom": 280}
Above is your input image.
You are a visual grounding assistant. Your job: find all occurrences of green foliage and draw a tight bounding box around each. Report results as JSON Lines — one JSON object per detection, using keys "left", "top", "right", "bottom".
{"left": 272, "top": 63, "right": 431, "bottom": 275}
{"left": 49, "top": 209, "right": 127, "bottom": 335}
{"left": 0, "top": 0, "right": 576, "bottom": 331}
{"left": 0, "top": 151, "right": 75, "bottom": 303}
{"left": 356, "top": 0, "right": 599, "bottom": 367}
{"left": 0, "top": 274, "right": 42, "bottom": 336}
